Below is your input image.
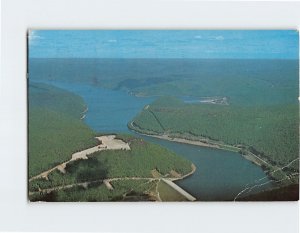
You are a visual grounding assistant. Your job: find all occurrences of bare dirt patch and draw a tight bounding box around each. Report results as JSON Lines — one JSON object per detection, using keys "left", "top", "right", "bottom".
{"left": 170, "top": 170, "right": 181, "bottom": 178}
{"left": 151, "top": 169, "right": 162, "bottom": 178}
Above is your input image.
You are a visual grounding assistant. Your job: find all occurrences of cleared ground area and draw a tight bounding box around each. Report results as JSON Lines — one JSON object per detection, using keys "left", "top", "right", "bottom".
{"left": 29, "top": 135, "right": 130, "bottom": 181}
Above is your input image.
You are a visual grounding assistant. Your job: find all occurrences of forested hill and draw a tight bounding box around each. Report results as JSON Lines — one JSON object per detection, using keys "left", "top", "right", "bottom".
{"left": 130, "top": 96, "right": 299, "bottom": 170}
{"left": 29, "top": 58, "right": 299, "bottom": 106}
{"left": 28, "top": 82, "right": 97, "bottom": 177}
{"left": 29, "top": 82, "right": 195, "bottom": 202}
{"left": 29, "top": 82, "right": 87, "bottom": 118}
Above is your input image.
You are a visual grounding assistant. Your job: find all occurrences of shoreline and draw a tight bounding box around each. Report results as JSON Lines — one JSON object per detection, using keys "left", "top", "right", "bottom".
{"left": 129, "top": 121, "right": 229, "bottom": 151}
{"left": 128, "top": 121, "right": 282, "bottom": 182}
{"left": 168, "top": 163, "right": 197, "bottom": 182}
{"left": 141, "top": 132, "right": 222, "bottom": 150}
{"left": 80, "top": 107, "right": 88, "bottom": 120}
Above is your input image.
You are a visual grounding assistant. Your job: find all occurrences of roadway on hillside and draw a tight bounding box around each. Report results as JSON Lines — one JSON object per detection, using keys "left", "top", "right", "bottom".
{"left": 29, "top": 135, "right": 130, "bottom": 182}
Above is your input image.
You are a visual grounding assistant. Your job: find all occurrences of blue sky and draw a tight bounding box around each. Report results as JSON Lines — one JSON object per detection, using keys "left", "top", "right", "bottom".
{"left": 29, "top": 30, "right": 299, "bottom": 59}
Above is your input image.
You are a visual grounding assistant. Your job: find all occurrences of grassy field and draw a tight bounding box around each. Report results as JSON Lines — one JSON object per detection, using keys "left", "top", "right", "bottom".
{"left": 157, "top": 180, "right": 188, "bottom": 201}
{"left": 130, "top": 96, "right": 299, "bottom": 174}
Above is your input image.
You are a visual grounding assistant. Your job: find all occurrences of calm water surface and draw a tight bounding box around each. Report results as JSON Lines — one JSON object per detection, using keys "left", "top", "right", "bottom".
{"left": 38, "top": 80, "right": 272, "bottom": 201}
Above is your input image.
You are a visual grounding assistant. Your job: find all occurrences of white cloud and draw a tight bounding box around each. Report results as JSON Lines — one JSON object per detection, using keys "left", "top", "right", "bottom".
{"left": 108, "top": 39, "right": 117, "bottom": 43}
{"left": 206, "top": 35, "right": 225, "bottom": 41}
{"left": 215, "top": 36, "right": 224, "bottom": 41}
{"left": 28, "top": 30, "right": 43, "bottom": 44}
{"left": 194, "top": 35, "right": 202, "bottom": 39}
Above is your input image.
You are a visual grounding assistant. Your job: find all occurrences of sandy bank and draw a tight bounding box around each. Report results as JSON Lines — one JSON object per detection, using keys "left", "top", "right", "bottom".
{"left": 129, "top": 121, "right": 221, "bottom": 149}
{"left": 150, "top": 134, "right": 221, "bottom": 149}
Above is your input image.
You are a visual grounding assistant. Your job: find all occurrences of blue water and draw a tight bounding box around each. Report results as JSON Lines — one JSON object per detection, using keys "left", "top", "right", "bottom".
{"left": 39, "top": 81, "right": 156, "bottom": 132}
{"left": 36, "top": 80, "right": 273, "bottom": 201}
{"left": 140, "top": 136, "right": 272, "bottom": 201}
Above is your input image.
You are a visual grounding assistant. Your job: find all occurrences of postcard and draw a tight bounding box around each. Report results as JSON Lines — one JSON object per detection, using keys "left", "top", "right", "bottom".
{"left": 28, "top": 30, "right": 299, "bottom": 202}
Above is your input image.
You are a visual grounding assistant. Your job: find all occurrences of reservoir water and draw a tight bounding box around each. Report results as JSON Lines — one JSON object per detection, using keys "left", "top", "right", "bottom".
{"left": 36, "top": 80, "right": 273, "bottom": 201}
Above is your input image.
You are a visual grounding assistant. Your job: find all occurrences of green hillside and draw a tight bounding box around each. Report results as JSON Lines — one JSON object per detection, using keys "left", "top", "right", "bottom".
{"left": 28, "top": 82, "right": 97, "bottom": 177}
{"left": 29, "top": 134, "right": 192, "bottom": 193}
{"left": 29, "top": 59, "right": 299, "bottom": 106}
{"left": 130, "top": 97, "right": 299, "bottom": 172}
{"left": 29, "top": 82, "right": 193, "bottom": 202}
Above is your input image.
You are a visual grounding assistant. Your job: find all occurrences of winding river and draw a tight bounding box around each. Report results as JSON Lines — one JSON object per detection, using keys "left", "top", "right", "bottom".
{"left": 37, "top": 81, "right": 273, "bottom": 201}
